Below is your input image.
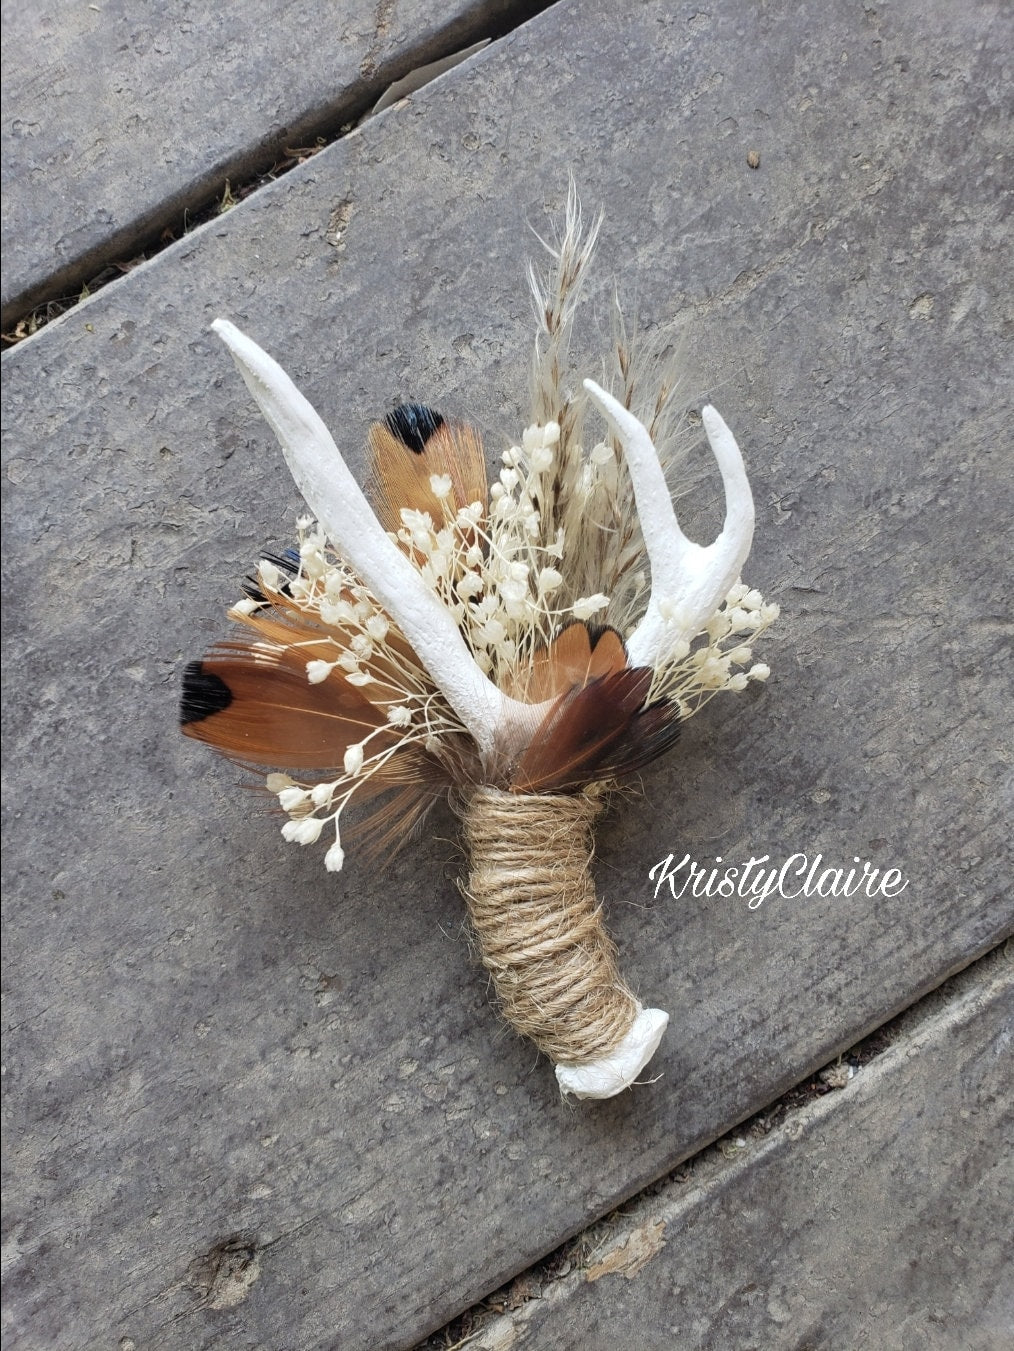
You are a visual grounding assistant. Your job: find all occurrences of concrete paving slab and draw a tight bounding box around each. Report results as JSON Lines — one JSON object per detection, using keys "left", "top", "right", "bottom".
{"left": 464, "top": 953, "right": 1013, "bottom": 1351}
{"left": 0, "top": 0, "right": 541, "bottom": 327}
{"left": 2, "top": 0, "right": 1010, "bottom": 1348}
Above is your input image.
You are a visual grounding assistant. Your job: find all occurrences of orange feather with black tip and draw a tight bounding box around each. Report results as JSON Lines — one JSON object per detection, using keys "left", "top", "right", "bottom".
{"left": 180, "top": 640, "right": 396, "bottom": 770}
{"left": 513, "top": 621, "right": 627, "bottom": 703}
{"left": 367, "top": 402, "right": 487, "bottom": 535}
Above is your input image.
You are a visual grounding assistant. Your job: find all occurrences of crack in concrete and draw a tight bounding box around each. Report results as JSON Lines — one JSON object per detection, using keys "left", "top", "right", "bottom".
{"left": 2, "top": 0, "right": 556, "bottom": 344}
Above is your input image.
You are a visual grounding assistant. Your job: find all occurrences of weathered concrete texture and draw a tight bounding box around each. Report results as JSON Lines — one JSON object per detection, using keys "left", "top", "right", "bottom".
{"left": 0, "top": 0, "right": 542, "bottom": 326}
{"left": 466, "top": 954, "right": 1014, "bottom": 1351}
{"left": 1, "top": 1, "right": 1010, "bottom": 1348}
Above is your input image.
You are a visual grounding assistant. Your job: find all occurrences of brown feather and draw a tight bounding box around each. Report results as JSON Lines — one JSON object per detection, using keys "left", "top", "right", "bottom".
{"left": 230, "top": 605, "right": 409, "bottom": 706}
{"left": 367, "top": 417, "right": 487, "bottom": 535}
{"left": 511, "top": 667, "right": 654, "bottom": 793}
{"left": 181, "top": 640, "right": 396, "bottom": 769}
{"left": 518, "top": 622, "right": 627, "bottom": 703}
{"left": 343, "top": 782, "right": 445, "bottom": 862}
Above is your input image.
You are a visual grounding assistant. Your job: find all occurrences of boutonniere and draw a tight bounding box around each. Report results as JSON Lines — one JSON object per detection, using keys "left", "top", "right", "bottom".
{"left": 182, "top": 196, "right": 777, "bottom": 1099}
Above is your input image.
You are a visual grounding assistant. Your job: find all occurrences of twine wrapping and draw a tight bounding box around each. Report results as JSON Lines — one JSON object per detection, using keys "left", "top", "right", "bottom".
{"left": 460, "top": 786, "right": 639, "bottom": 1065}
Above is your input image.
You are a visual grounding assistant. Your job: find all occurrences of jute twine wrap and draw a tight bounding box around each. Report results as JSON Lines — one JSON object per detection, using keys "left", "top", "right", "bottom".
{"left": 460, "top": 786, "right": 639, "bottom": 1064}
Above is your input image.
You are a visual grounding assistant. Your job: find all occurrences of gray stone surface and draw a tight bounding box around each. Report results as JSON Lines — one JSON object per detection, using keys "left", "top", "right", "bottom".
{"left": 0, "top": 0, "right": 539, "bottom": 327}
{"left": 466, "top": 954, "right": 1014, "bottom": 1351}
{"left": 1, "top": 0, "right": 1010, "bottom": 1348}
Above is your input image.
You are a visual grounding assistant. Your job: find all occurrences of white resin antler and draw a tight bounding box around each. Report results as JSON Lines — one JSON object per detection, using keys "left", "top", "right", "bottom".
{"left": 213, "top": 319, "right": 527, "bottom": 759}
{"left": 583, "top": 380, "right": 754, "bottom": 668}
{"left": 555, "top": 1007, "right": 669, "bottom": 1098}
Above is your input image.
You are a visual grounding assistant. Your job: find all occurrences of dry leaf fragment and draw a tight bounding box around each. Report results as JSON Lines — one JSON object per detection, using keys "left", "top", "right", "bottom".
{"left": 585, "top": 1219, "right": 667, "bottom": 1282}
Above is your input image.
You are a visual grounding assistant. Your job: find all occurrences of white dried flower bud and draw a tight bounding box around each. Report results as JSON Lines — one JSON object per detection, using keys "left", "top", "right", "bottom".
{"left": 538, "top": 567, "right": 563, "bottom": 594}
{"left": 343, "top": 743, "right": 364, "bottom": 776}
{"left": 659, "top": 597, "right": 692, "bottom": 628}
{"left": 456, "top": 571, "right": 484, "bottom": 600}
{"left": 366, "top": 614, "right": 389, "bottom": 641}
{"left": 429, "top": 473, "right": 453, "bottom": 499}
{"left": 306, "top": 660, "right": 333, "bottom": 685}
{"left": 500, "top": 579, "right": 528, "bottom": 606}
{"left": 278, "top": 787, "right": 309, "bottom": 812}
{"left": 324, "top": 840, "right": 346, "bottom": 873}
{"left": 749, "top": 662, "right": 771, "bottom": 681}
{"left": 481, "top": 617, "right": 507, "bottom": 646}
{"left": 300, "top": 547, "right": 325, "bottom": 580}
{"left": 572, "top": 594, "right": 609, "bottom": 621}
{"left": 400, "top": 507, "right": 433, "bottom": 532}
{"left": 386, "top": 705, "right": 412, "bottom": 727}
{"left": 590, "top": 441, "right": 614, "bottom": 466}
{"left": 706, "top": 611, "right": 733, "bottom": 641}
{"left": 330, "top": 598, "right": 358, "bottom": 624}
{"left": 700, "top": 657, "right": 731, "bottom": 689}
{"left": 258, "top": 560, "right": 281, "bottom": 591}
{"left": 345, "top": 671, "right": 373, "bottom": 687}
{"left": 429, "top": 549, "right": 451, "bottom": 577}
{"left": 283, "top": 817, "right": 324, "bottom": 845}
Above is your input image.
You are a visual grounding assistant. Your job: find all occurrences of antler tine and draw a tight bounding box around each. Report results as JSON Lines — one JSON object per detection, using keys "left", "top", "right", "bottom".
{"left": 583, "top": 380, "right": 755, "bottom": 668}
{"left": 212, "top": 319, "right": 516, "bottom": 758}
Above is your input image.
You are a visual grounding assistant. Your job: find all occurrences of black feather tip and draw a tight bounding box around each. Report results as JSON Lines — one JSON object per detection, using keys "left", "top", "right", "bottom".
{"left": 180, "top": 661, "right": 233, "bottom": 725}
{"left": 385, "top": 403, "right": 444, "bottom": 453}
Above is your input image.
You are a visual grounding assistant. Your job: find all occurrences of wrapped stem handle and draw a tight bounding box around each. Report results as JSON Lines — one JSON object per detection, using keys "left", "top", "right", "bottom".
{"left": 461, "top": 787, "right": 668, "bottom": 1098}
